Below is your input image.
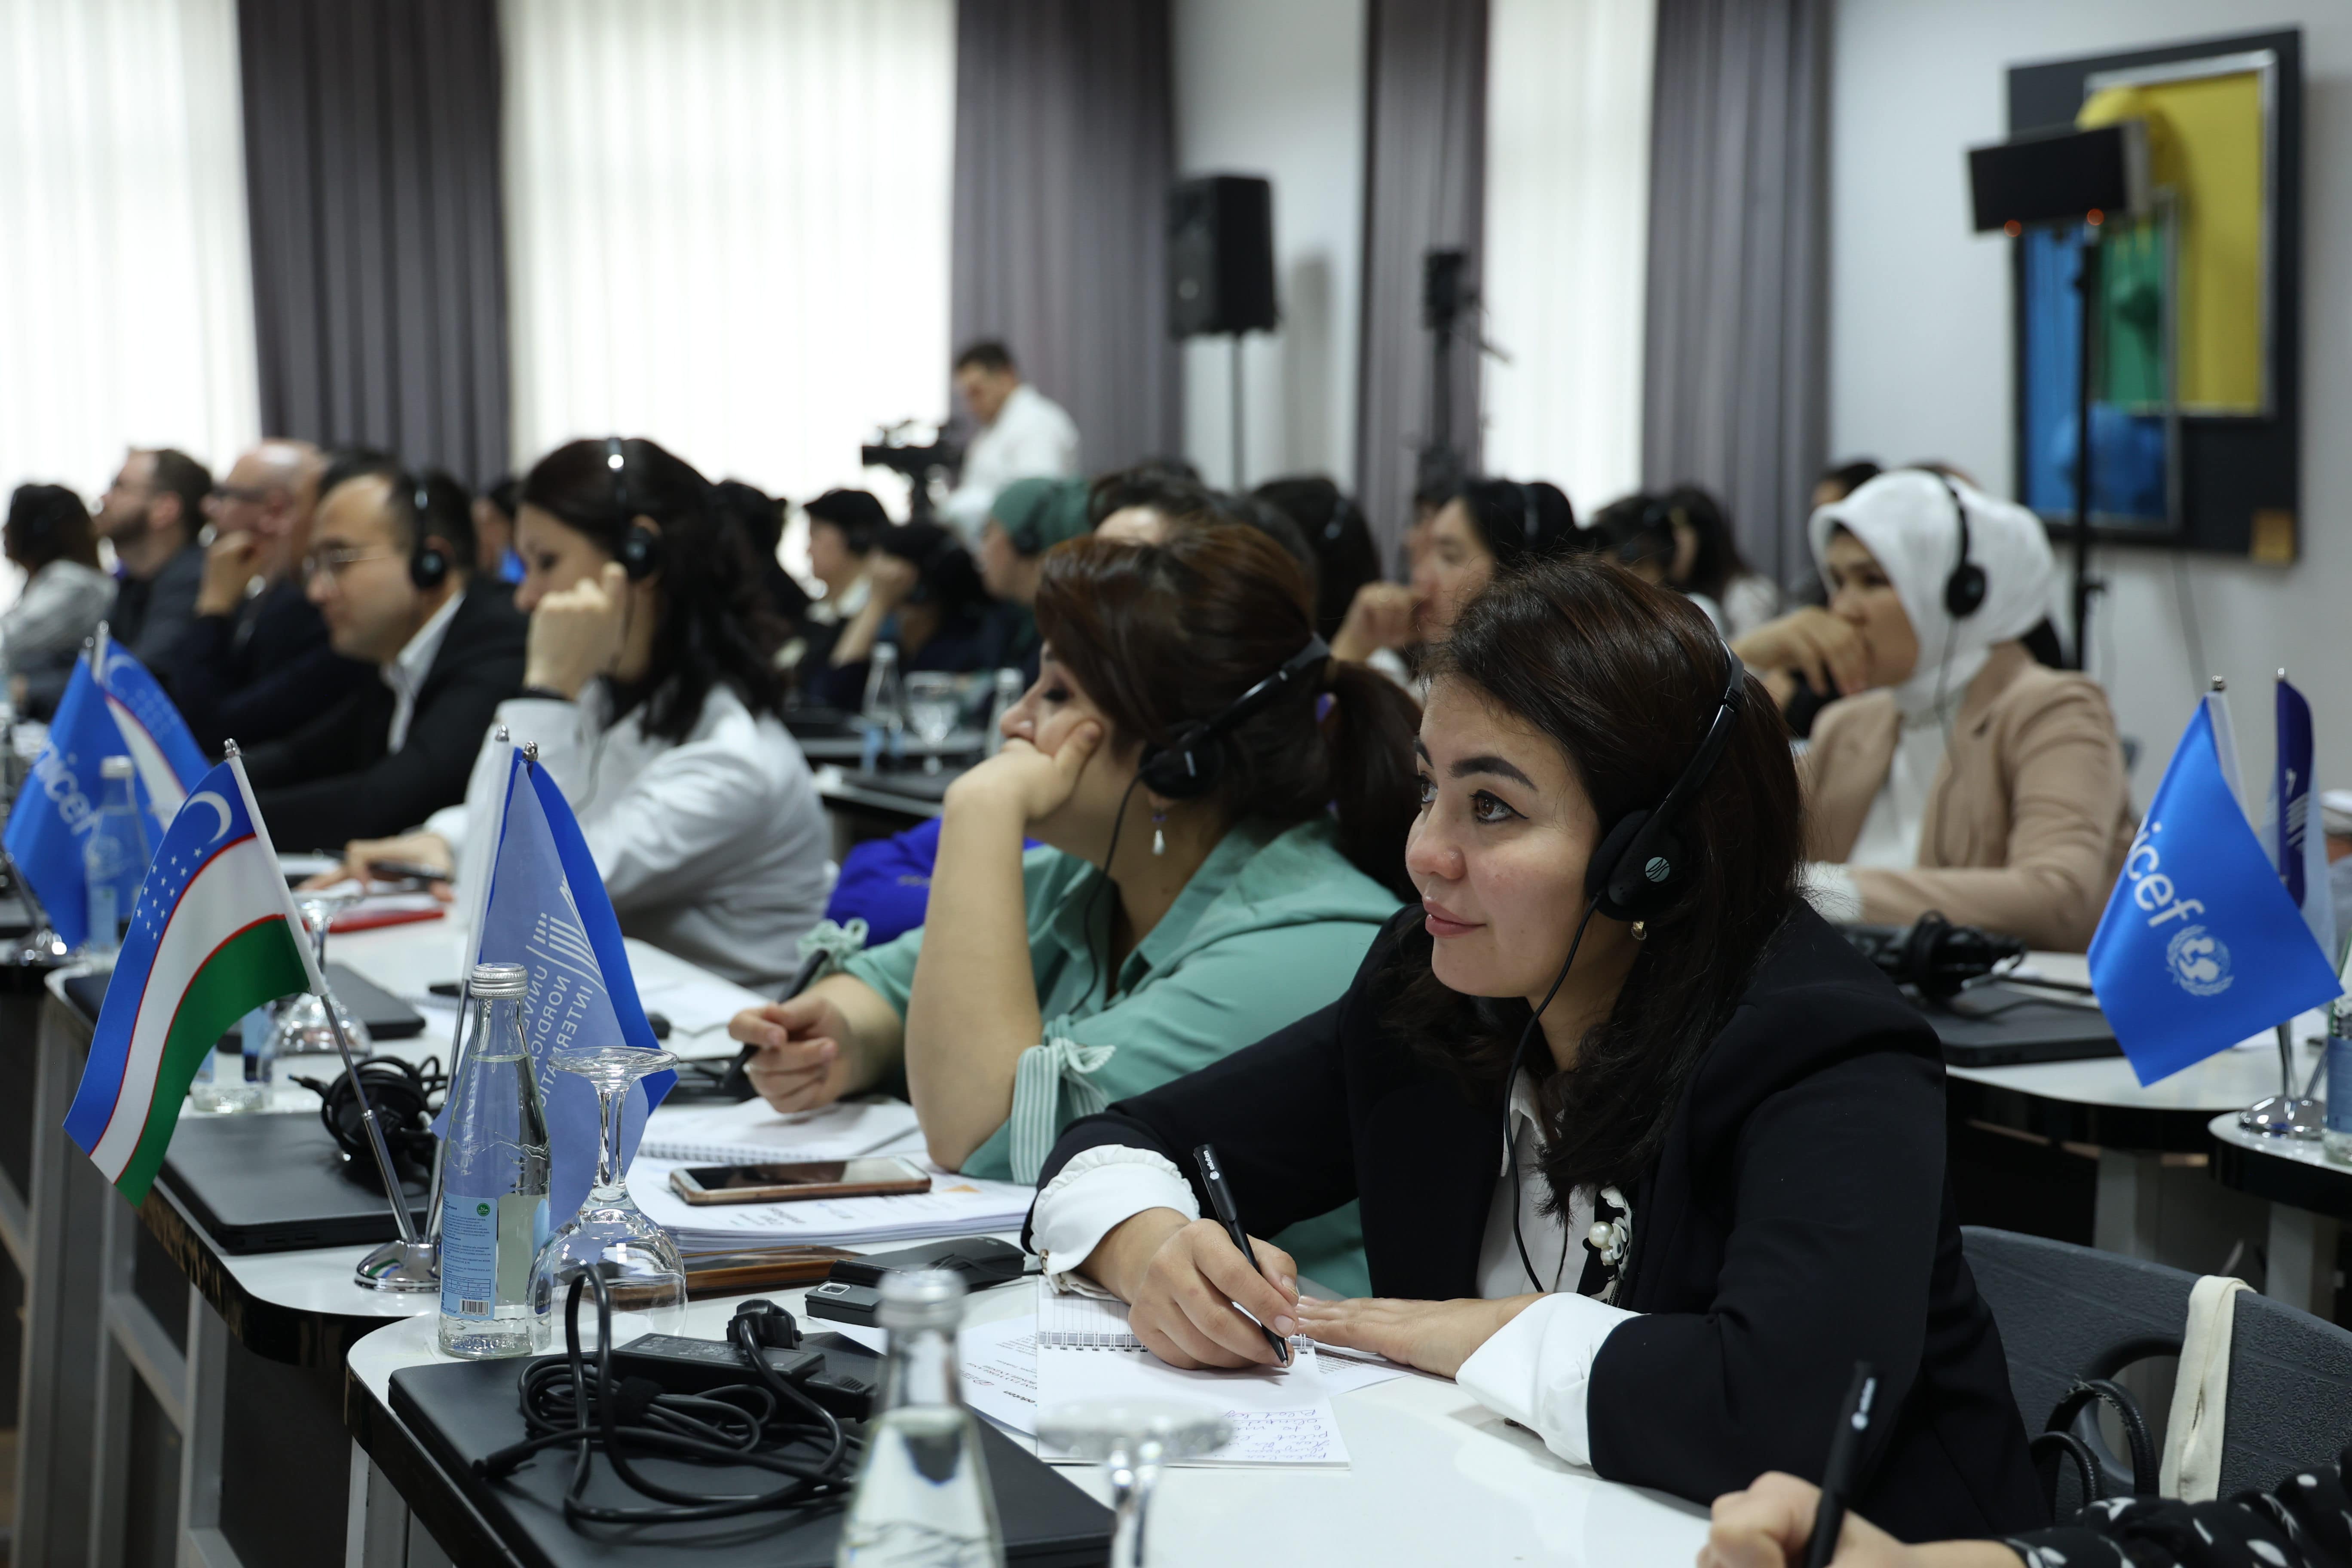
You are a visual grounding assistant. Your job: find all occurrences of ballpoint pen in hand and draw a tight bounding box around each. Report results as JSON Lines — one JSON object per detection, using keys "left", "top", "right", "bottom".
{"left": 1805, "top": 1361, "right": 1880, "bottom": 1568}
{"left": 1192, "top": 1142, "right": 1291, "bottom": 1366}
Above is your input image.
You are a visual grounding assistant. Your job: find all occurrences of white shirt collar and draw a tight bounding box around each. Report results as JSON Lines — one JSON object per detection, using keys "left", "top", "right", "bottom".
{"left": 383, "top": 588, "right": 464, "bottom": 751}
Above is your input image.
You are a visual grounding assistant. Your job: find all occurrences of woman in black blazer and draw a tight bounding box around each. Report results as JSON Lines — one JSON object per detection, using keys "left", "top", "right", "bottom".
{"left": 1026, "top": 556, "right": 2046, "bottom": 1543}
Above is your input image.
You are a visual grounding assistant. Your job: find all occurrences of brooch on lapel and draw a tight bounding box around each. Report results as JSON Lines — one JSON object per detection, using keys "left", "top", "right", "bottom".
{"left": 1585, "top": 1185, "right": 1632, "bottom": 1304}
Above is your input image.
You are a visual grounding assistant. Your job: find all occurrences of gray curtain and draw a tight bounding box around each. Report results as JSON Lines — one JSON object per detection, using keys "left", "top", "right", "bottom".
{"left": 1640, "top": 0, "right": 1830, "bottom": 589}
{"left": 1355, "top": 0, "right": 1488, "bottom": 561}
{"left": 951, "top": 0, "right": 1179, "bottom": 475}
{"left": 237, "top": 0, "right": 510, "bottom": 484}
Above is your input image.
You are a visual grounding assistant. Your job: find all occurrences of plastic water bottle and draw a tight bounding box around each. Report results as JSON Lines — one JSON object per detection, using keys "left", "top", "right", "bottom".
{"left": 81, "top": 755, "right": 149, "bottom": 966}
{"left": 438, "top": 963, "right": 551, "bottom": 1358}
{"left": 837, "top": 1270, "right": 1004, "bottom": 1567}
{"left": 983, "top": 668, "right": 1023, "bottom": 757}
{"left": 861, "top": 643, "right": 906, "bottom": 770}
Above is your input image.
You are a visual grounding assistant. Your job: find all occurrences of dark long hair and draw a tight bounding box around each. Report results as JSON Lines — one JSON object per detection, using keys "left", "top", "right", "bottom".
{"left": 1387, "top": 555, "right": 1802, "bottom": 1201}
{"left": 1255, "top": 475, "right": 1381, "bottom": 643}
{"left": 520, "top": 437, "right": 785, "bottom": 741}
{"left": 1657, "top": 484, "right": 1755, "bottom": 601}
{"left": 6, "top": 484, "right": 98, "bottom": 571}
{"left": 1034, "top": 526, "right": 1421, "bottom": 898}
{"left": 1453, "top": 477, "right": 1580, "bottom": 571}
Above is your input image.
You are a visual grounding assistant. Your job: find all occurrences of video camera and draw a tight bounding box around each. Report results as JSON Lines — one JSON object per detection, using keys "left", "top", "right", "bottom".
{"left": 859, "top": 421, "right": 960, "bottom": 526}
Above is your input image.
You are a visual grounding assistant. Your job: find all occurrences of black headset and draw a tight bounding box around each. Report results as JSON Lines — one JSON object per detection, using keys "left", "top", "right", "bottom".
{"left": 294, "top": 1055, "right": 446, "bottom": 1192}
{"left": 1581, "top": 645, "right": 1749, "bottom": 922}
{"left": 605, "top": 436, "right": 665, "bottom": 582}
{"left": 1518, "top": 481, "right": 1540, "bottom": 546}
{"left": 1135, "top": 633, "right": 1332, "bottom": 799}
{"left": 1498, "top": 640, "right": 1749, "bottom": 1291}
{"left": 407, "top": 473, "right": 450, "bottom": 590}
{"left": 1936, "top": 474, "right": 1987, "bottom": 619}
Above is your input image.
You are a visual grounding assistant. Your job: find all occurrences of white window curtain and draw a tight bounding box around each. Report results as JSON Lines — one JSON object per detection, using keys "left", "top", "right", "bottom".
{"left": 1479, "top": 0, "right": 1655, "bottom": 511}
{"left": 0, "top": 0, "right": 260, "bottom": 509}
{"left": 502, "top": 0, "right": 956, "bottom": 506}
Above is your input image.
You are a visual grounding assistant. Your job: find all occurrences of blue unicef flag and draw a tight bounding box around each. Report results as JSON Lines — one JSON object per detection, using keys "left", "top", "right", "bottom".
{"left": 458, "top": 747, "right": 671, "bottom": 1224}
{"left": 2090, "top": 698, "right": 2343, "bottom": 1084}
{"left": 3, "top": 650, "right": 205, "bottom": 949}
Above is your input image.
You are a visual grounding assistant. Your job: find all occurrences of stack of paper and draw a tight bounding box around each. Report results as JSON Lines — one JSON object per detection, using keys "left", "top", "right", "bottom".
{"left": 631, "top": 1157, "right": 1034, "bottom": 1251}
{"left": 1030, "top": 1285, "right": 1354, "bottom": 1467}
{"left": 638, "top": 1097, "right": 923, "bottom": 1165}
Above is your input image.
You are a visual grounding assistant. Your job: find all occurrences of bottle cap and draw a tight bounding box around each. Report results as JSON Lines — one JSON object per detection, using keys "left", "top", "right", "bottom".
{"left": 468, "top": 962, "right": 529, "bottom": 1000}
{"left": 878, "top": 1268, "right": 966, "bottom": 1331}
{"left": 100, "top": 755, "right": 135, "bottom": 779}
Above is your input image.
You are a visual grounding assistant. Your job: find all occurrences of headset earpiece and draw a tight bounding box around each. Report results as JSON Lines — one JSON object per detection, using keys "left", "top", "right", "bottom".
{"left": 1133, "top": 634, "right": 1331, "bottom": 803}
{"left": 1938, "top": 475, "right": 1986, "bottom": 619}
{"left": 606, "top": 436, "right": 664, "bottom": 582}
{"left": 407, "top": 474, "right": 450, "bottom": 591}
{"left": 1581, "top": 648, "right": 1747, "bottom": 924}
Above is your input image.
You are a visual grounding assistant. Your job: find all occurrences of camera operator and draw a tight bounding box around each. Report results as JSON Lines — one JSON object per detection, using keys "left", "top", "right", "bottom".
{"left": 940, "top": 340, "right": 1078, "bottom": 542}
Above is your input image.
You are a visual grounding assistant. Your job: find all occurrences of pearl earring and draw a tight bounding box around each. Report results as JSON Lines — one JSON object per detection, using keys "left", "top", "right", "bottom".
{"left": 1629, "top": 920, "right": 1648, "bottom": 941}
{"left": 1152, "top": 810, "right": 1167, "bottom": 857}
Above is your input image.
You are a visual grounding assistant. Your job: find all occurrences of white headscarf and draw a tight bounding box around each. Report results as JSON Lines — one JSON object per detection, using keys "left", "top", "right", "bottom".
{"left": 1809, "top": 471, "right": 2055, "bottom": 717}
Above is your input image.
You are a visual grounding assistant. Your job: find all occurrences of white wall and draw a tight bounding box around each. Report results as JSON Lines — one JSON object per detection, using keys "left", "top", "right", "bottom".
{"left": 1830, "top": 0, "right": 2352, "bottom": 798}
{"left": 1172, "top": 0, "right": 1367, "bottom": 490}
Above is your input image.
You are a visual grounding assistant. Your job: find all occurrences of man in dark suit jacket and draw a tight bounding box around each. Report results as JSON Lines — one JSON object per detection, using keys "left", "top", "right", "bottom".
{"left": 167, "top": 439, "right": 371, "bottom": 752}
{"left": 245, "top": 452, "right": 526, "bottom": 852}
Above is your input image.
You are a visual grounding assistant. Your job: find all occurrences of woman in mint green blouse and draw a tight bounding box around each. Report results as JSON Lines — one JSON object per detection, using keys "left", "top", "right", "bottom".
{"left": 729, "top": 526, "right": 1421, "bottom": 1292}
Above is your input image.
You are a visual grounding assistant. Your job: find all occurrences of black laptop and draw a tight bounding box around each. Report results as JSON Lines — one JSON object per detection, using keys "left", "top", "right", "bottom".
{"left": 390, "top": 1357, "right": 1113, "bottom": 1567}
{"left": 158, "top": 1110, "right": 427, "bottom": 1253}
{"left": 63, "top": 960, "right": 425, "bottom": 1039}
{"left": 1919, "top": 981, "right": 2120, "bottom": 1069}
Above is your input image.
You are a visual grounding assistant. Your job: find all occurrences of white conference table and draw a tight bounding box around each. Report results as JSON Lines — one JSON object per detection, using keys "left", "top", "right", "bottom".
{"left": 212, "top": 916, "right": 1709, "bottom": 1566}
{"left": 1945, "top": 951, "right": 2337, "bottom": 1311}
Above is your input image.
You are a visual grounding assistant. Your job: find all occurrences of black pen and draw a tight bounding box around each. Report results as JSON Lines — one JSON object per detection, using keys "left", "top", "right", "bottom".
{"left": 1804, "top": 1361, "right": 1879, "bottom": 1568}
{"left": 1191, "top": 1143, "right": 1291, "bottom": 1366}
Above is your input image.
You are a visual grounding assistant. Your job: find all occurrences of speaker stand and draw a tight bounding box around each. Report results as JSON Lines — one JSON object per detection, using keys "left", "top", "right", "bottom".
{"left": 1229, "top": 331, "right": 1247, "bottom": 489}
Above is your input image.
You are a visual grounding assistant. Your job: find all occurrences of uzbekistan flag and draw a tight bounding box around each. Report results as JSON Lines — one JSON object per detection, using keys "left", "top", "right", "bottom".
{"left": 63, "top": 754, "right": 323, "bottom": 1202}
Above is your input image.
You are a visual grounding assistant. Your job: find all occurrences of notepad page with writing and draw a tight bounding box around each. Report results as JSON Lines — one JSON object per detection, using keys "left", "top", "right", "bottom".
{"left": 1032, "top": 1281, "right": 1350, "bottom": 1467}
{"left": 637, "top": 1098, "right": 922, "bottom": 1165}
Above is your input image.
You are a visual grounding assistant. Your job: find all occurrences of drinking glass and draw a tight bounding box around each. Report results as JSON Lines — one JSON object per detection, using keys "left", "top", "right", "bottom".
{"left": 904, "top": 671, "right": 961, "bottom": 775}
{"left": 272, "top": 888, "right": 373, "bottom": 1056}
{"left": 527, "top": 1046, "right": 687, "bottom": 1348}
{"left": 1035, "top": 1400, "right": 1230, "bottom": 1568}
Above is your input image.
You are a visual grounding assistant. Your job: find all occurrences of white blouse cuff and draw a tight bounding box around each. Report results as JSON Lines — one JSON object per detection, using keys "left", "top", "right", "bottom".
{"left": 1455, "top": 1291, "right": 1639, "bottom": 1468}
{"left": 1029, "top": 1145, "right": 1198, "bottom": 1292}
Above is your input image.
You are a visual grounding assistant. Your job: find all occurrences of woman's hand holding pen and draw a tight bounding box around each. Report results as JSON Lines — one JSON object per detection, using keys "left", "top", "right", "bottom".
{"left": 1084, "top": 1211, "right": 1301, "bottom": 1370}
{"left": 1698, "top": 1474, "right": 2022, "bottom": 1568}
{"left": 1292, "top": 1295, "right": 1534, "bottom": 1380}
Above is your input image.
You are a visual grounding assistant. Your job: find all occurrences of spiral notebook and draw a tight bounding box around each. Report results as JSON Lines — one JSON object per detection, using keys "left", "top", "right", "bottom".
{"left": 636, "top": 1097, "right": 923, "bottom": 1165}
{"left": 1032, "top": 1283, "right": 1351, "bottom": 1467}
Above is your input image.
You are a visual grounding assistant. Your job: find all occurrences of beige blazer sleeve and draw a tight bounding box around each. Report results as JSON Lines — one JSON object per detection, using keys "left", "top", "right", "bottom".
{"left": 1847, "top": 663, "right": 2132, "bottom": 952}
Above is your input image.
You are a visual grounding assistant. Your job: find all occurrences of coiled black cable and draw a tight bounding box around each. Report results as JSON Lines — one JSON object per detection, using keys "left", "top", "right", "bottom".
{"left": 474, "top": 1270, "right": 863, "bottom": 1524}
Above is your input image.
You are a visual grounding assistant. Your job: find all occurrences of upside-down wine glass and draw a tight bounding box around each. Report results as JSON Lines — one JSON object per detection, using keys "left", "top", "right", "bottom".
{"left": 1035, "top": 1400, "right": 1232, "bottom": 1568}
{"left": 272, "top": 887, "right": 373, "bottom": 1056}
{"left": 526, "top": 1046, "right": 688, "bottom": 1348}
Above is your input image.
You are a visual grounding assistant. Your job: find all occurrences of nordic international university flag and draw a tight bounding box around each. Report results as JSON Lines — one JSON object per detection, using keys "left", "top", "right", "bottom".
{"left": 62, "top": 756, "right": 322, "bottom": 1203}
{"left": 459, "top": 742, "right": 671, "bottom": 1225}
{"left": 3, "top": 636, "right": 208, "bottom": 949}
{"left": 2089, "top": 695, "right": 2343, "bottom": 1084}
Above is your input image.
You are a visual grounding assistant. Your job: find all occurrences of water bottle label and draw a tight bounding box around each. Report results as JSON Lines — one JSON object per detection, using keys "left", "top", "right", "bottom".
{"left": 440, "top": 1195, "right": 499, "bottom": 1317}
{"left": 2328, "top": 1037, "right": 2352, "bottom": 1135}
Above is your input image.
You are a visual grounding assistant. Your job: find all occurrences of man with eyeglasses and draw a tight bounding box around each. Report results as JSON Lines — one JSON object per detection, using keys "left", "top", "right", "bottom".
{"left": 160, "top": 439, "right": 370, "bottom": 752}
{"left": 240, "top": 450, "right": 527, "bottom": 850}
{"left": 44, "top": 447, "right": 214, "bottom": 713}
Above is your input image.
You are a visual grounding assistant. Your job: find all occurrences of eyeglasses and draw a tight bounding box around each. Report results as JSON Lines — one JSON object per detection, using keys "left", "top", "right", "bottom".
{"left": 210, "top": 484, "right": 276, "bottom": 505}
{"left": 301, "top": 545, "right": 398, "bottom": 583}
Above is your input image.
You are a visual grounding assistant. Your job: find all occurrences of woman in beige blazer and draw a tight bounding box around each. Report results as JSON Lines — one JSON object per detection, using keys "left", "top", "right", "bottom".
{"left": 1736, "top": 470, "right": 2132, "bottom": 951}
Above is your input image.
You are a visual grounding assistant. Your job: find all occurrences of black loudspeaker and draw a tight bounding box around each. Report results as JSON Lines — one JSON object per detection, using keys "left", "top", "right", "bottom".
{"left": 1169, "top": 175, "right": 1277, "bottom": 338}
{"left": 1967, "top": 121, "right": 2147, "bottom": 232}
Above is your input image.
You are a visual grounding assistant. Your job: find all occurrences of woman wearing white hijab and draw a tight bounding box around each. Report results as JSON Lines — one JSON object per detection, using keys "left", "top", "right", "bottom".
{"left": 1752, "top": 469, "right": 2132, "bottom": 951}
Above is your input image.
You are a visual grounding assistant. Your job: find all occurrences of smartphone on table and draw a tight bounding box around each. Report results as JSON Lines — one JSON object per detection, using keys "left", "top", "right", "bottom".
{"left": 668, "top": 1156, "right": 932, "bottom": 1205}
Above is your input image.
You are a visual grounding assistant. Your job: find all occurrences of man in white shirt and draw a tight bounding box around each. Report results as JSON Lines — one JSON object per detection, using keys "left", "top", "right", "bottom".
{"left": 941, "top": 340, "right": 1081, "bottom": 542}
